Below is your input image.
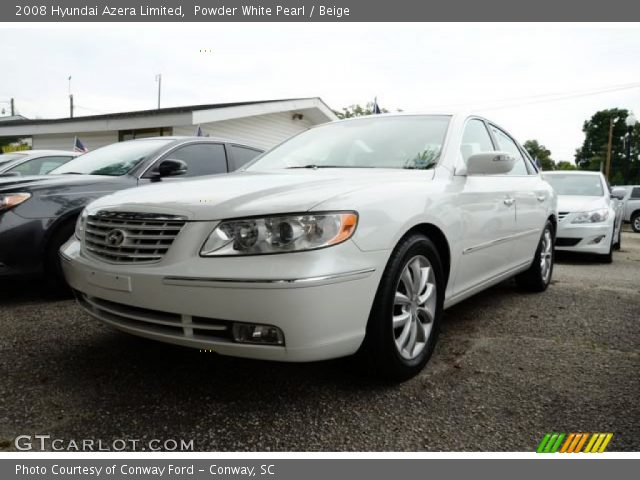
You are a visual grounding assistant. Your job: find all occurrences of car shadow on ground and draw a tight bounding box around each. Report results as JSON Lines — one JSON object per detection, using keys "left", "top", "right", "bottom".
{"left": 554, "top": 250, "right": 610, "bottom": 265}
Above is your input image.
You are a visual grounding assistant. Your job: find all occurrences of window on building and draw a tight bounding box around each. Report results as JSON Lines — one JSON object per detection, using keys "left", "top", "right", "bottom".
{"left": 119, "top": 127, "right": 173, "bottom": 141}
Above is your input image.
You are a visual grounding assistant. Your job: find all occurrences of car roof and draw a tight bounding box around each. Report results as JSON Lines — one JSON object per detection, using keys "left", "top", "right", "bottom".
{"left": 0, "top": 150, "right": 79, "bottom": 157}
{"left": 542, "top": 170, "right": 601, "bottom": 175}
{"left": 131, "top": 136, "right": 263, "bottom": 150}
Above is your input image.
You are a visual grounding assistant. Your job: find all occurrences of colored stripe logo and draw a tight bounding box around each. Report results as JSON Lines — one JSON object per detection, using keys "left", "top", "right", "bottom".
{"left": 537, "top": 433, "right": 613, "bottom": 453}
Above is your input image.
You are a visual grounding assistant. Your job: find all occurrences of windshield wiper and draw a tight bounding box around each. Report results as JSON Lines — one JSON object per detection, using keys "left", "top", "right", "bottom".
{"left": 55, "top": 172, "right": 85, "bottom": 175}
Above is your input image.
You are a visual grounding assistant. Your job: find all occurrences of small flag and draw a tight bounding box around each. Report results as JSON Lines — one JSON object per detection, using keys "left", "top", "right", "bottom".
{"left": 73, "top": 136, "right": 88, "bottom": 153}
{"left": 195, "top": 125, "right": 205, "bottom": 137}
{"left": 372, "top": 97, "right": 382, "bottom": 115}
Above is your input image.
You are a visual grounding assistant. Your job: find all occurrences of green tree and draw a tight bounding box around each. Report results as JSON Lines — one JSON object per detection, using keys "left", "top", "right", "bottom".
{"left": 556, "top": 161, "right": 577, "bottom": 171}
{"left": 523, "top": 139, "right": 555, "bottom": 171}
{"left": 333, "top": 102, "right": 389, "bottom": 119}
{"left": 575, "top": 108, "right": 640, "bottom": 184}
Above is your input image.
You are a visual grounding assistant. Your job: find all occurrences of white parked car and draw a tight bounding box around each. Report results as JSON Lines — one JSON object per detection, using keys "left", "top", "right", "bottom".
{"left": 61, "top": 113, "right": 557, "bottom": 380}
{"left": 542, "top": 171, "right": 624, "bottom": 262}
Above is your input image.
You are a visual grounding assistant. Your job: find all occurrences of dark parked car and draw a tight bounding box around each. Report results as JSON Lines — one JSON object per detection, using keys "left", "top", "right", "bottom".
{"left": 0, "top": 150, "right": 80, "bottom": 176}
{"left": 0, "top": 136, "right": 263, "bottom": 286}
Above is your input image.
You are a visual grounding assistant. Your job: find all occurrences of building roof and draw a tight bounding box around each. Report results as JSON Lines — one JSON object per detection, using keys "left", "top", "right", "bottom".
{"left": 0, "top": 97, "right": 337, "bottom": 137}
{"left": 0, "top": 98, "right": 324, "bottom": 127}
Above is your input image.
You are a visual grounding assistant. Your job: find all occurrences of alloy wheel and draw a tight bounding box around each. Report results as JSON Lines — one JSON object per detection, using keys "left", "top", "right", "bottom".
{"left": 634, "top": 216, "right": 640, "bottom": 232}
{"left": 540, "top": 228, "right": 553, "bottom": 284}
{"left": 392, "top": 255, "right": 437, "bottom": 360}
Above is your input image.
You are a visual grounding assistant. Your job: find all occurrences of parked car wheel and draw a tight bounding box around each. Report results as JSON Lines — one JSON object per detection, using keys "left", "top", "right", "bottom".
{"left": 632, "top": 212, "right": 640, "bottom": 233}
{"left": 598, "top": 226, "right": 615, "bottom": 264}
{"left": 613, "top": 227, "right": 622, "bottom": 251}
{"left": 516, "top": 220, "right": 554, "bottom": 292}
{"left": 362, "top": 233, "right": 444, "bottom": 382}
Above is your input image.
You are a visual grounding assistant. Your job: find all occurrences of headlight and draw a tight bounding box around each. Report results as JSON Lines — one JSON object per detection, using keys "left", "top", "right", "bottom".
{"left": 75, "top": 209, "right": 88, "bottom": 240}
{"left": 0, "top": 192, "right": 31, "bottom": 212}
{"left": 200, "top": 212, "right": 358, "bottom": 256}
{"left": 571, "top": 208, "right": 609, "bottom": 224}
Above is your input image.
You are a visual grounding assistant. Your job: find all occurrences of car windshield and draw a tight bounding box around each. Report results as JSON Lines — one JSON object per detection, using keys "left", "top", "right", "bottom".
{"left": 543, "top": 174, "right": 604, "bottom": 196}
{"left": 0, "top": 152, "right": 27, "bottom": 166}
{"left": 50, "top": 139, "right": 172, "bottom": 176}
{"left": 246, "top": 115, "right": 451, "bottom": 171}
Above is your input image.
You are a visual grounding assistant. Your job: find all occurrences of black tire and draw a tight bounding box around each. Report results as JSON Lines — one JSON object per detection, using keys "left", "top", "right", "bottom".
{"left": 361, "top": 233, "right": 445, "bottom": 382}
{"left": 598, "top": 228, "right": 614, "bottom": 264}
{"left": 632, "top": 212, "right": 640, "bottom": 233}
{"left": 613, "top": 226, "right": 621, "bottom": 251}
{"left": 44, "top": 219, "right": 75, "bottom": 293}
{"left": 516, "top": 220, "right": 554, "bottom": 292}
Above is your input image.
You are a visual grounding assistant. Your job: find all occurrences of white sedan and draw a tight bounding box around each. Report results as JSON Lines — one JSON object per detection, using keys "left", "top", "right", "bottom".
{"left": 61, "top": 113, "right": 557, "bottom": 380}
{"left": 542, "top": 171, "right": 624, "bottom": 263}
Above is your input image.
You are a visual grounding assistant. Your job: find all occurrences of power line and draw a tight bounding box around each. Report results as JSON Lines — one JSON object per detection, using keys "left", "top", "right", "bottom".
{"left": 430, "top": 82, "right": 640, "bottom": 111}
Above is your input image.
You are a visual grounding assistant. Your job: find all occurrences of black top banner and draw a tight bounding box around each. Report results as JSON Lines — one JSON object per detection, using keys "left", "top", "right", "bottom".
{"left": 5, "top": 0, "right": 640, "bottom": 21}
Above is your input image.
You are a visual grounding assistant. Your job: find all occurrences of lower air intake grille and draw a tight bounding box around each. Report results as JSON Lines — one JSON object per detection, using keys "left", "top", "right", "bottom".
{"left": 556, "top": 237, "right": 581, "bottom": 247}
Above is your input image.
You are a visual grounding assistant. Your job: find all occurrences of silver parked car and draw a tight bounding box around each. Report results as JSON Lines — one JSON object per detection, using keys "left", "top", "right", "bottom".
{"left": 617, "top": 185, "right": 640, "bottom": 232}
{"left": 0, "top": 150, "right": 80, "bottom": 176}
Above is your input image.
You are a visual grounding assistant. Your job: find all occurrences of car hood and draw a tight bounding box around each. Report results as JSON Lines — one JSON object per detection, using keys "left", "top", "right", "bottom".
{"left": 557, "top": 195, "right": 607, "bottom": 213}
{"left": 0, "top": 174, "right": 121, "bottom": 192}
{"left": 86, "top": 169, "right": 436, "bottom": 220}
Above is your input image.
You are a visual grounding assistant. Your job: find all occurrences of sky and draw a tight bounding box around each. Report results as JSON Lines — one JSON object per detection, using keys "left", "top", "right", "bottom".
{"left": 1, "top": 23, "right": 639, "bottom": 162}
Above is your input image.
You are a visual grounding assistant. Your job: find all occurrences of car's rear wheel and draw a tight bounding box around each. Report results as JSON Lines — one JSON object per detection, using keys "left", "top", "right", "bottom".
{"left": 516, "top": 220, "right": 554, "bottom": 292}
{"left": 362, "top": 233, "right": 444, "bottom": 382}
{"left": 632, "top": 212, "right": 640, "bottom": 233}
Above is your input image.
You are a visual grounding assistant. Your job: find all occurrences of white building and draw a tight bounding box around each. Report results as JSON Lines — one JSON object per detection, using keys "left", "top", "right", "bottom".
{"left": 0, "top": 98, "right": 336, "bottom": 151}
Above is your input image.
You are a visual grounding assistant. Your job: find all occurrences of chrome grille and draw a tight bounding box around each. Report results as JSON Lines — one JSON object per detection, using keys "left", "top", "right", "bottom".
{"left": 84, "top": 211, "right": 186, "bottom": 263}
{"left": 558, "top": 212, "right": 570, "bottom": 221}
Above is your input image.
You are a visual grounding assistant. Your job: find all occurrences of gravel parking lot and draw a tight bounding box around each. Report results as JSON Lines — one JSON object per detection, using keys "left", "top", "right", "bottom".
{"left": 1, "top": 231, "right": 638, "bottom": 452}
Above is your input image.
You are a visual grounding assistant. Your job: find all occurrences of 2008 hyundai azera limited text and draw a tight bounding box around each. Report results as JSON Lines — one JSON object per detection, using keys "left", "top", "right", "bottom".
{"left": 61, "top": 114, "right": 557, "bottom": 380}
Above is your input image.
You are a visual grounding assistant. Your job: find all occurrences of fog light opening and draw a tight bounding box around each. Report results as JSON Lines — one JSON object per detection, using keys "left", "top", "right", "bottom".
{"left": 232, "top": 323, "right": 285, "bottom": 346}
{"left": 589, "top": 235, "right": 606, "bottom": 245}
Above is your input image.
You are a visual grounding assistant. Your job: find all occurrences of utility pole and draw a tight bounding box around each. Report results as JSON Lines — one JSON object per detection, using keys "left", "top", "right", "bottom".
{"left": 68, "top": 75, "right": 74, "bottom": 118}
{"left": 10, "top": 98, "right": 14, "bottom": 116}
{"left": 155, "top": 74, "right": 162, "bottom": 109}
{"left": 604, "top": 116, "right": 617, "bottom": 180}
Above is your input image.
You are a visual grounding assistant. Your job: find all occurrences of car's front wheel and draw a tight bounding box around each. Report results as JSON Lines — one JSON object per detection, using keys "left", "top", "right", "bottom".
{"left": 632, "top": 212, "right": 640, "bottom": 233}
{"left": 515, "top": 220, "right": 554, "bottom": 292}
{"left": 362, "top": 233, "right": 444, "bottom": 382}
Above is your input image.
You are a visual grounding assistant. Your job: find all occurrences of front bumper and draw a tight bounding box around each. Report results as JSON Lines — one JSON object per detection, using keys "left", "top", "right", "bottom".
{"left": 60, "top": 232, "right": 387, "bottom": 362}
{"left": 555, "top": 220, "right": 613, "bottom": 254}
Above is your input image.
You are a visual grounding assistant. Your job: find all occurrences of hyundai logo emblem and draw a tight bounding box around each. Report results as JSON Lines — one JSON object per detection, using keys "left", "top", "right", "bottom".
{"left": 105, "top": 229, "right": 126, "bottom": 247}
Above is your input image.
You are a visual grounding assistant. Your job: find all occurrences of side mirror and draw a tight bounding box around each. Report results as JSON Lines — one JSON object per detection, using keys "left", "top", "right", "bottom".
{"left": 466, "top": 151, "right": 516, "bottom": 175}
{"left": 0, "top": 172, "right": 21, "bottom": 177}
{"left": 610, "top": 187, "right": 626, "bottom": 201}
{"left": 157, "top": 159, "right": 188, "bottom": 178}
